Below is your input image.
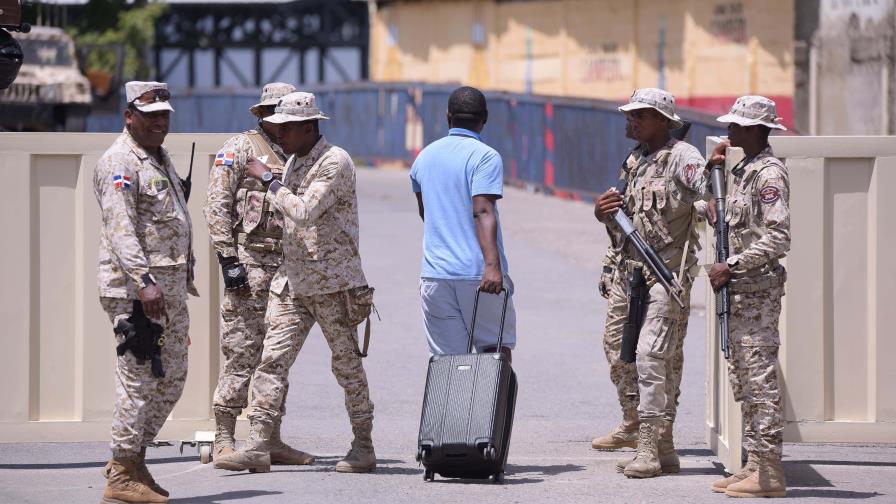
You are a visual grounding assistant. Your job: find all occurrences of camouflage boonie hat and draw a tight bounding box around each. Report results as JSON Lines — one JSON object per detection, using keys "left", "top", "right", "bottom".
{"left": 249, "top": 82, "right": 297, "bottom": 117}
{"left": 618, "top": 87, "right": 683, "bottom": 129}
{"left": 717, "top": 95, "right": 787, "bottom": 130}
{"left": 264, "top": 91, "right": 330, "bottom": 124}
{"left": 125, "top": 81, "right": 174, "bottom": 113}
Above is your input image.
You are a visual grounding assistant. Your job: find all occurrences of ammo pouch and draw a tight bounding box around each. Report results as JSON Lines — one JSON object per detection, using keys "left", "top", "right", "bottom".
{"left": 115, "top": 300, "right": 166, "bottom": 377}
{"left": 344, "top": 286, "right": 378, "bottom": 357}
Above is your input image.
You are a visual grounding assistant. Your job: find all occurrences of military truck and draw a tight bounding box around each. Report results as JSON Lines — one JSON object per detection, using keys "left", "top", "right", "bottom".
{"left": 0, "top": 26, "right": 91, "bottom": 131}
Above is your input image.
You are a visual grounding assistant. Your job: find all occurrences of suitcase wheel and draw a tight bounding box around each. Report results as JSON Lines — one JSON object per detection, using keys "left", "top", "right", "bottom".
{"left": 423, "top": 469, "right": 435, "bottom": 482}
{"left": 482, "top": 445, "right": 497, "bottom": 462}
{"left": 493, "top": 471, "right": 505, "bottom": 484}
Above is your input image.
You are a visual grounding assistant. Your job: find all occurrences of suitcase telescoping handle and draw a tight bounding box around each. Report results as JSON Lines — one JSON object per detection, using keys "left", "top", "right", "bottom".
{"left": 467, "top": 287, "right": 510, "bottom": 354}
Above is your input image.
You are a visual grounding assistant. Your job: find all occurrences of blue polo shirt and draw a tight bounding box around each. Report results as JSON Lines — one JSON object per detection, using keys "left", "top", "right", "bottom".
{"left": 410, "top": 128, "right": 509, "bottom": 280}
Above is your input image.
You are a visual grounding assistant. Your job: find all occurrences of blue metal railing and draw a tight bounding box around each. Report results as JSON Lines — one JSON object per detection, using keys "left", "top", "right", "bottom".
{"left": 87, "top": 82, "right": 726, "bottom": 199}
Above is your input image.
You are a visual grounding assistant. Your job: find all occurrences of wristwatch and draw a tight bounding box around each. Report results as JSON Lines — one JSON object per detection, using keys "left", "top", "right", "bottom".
{"left": 260, "top": 171, "right": 274, "bottom": 187}
{"left": 140, "top": 273, "right": 157, "bottom": 290}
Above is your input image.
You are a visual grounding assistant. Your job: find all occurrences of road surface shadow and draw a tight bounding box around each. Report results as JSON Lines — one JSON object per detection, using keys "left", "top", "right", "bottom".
{"left": 790, "top": 459, "right": 896, "bottom": 468}
{"left": 172, "top": 490, "right": 282, "bottom": 503}
{"left": 784, "top": 489, "right": 884, "bottom": 499}
{"left": 0, "top": 456, "right": 195, "bottom": 470}
{"left": 506, "top": 463, "right": 586, "bottom": 477}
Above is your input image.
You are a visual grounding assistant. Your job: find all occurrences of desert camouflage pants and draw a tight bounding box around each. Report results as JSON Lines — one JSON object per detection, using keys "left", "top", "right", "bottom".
{"left": 248, "top": 287, "right": 374, "bottom": 429}
{"left": 636, "top": 278, "right": 692, "bottom": 422}
{"left": 727, "top": 285, "right": 784, "bottom": 455}
{"left": 603, "top": 267, "right": 691, "bottom": 423}
{"left": 602, "top": 268, "right": 639, "bottom": 413}
{"left": 212, "top": 261, "right": 280, "bottom": 417}
{"left": 100, "top": 267, "right": 190, "bottom": 458}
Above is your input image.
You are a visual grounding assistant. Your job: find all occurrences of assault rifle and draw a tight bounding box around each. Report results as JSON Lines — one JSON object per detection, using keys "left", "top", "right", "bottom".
{"left": 710, "top": 164, "right": 731, "bottom": 359}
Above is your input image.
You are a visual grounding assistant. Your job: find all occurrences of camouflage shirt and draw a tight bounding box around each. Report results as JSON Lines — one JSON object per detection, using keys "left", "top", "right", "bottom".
{"left": 93, "top": 129, "right": 196, "bottom": 298}
{"left": 204, "top": 128, "right": 286, "bottom": 266}
{"left": 725, "top": 145, "right": 791, "bottom": 275}
{"left": 611, "top": 138, "right": 708, "bottom": 274}
{"left": 269, "top": 136, "right": 368, "bottom": 296}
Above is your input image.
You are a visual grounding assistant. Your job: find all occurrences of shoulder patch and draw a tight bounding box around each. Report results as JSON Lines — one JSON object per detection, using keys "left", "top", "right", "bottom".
{"left": 112, "top": 174, "right": 131, "bottom": 190}
{"left": 760, "top": 185, "right": 781, "bottom": 204}
{"left": 214, "top": 151, "right": 235, "bottom": 166}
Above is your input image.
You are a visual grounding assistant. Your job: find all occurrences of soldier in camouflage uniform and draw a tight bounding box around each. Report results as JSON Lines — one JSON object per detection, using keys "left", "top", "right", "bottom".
{"left": 707, "top": 96, "right": 789, "bottom": 498}
{"left": 594, "top": 88, "right": 707, "bottom": 479}
{"left": 216, "top": 92, "right": 377, "bottom": 474}
{"left": 203, "top": 82, "right": 314, "bottom": 468}
{"left": 94, "top": 81, "right": 195, "bottom": 504}
{"left": 593, "top": 123, "right": 640, "bottom": 452}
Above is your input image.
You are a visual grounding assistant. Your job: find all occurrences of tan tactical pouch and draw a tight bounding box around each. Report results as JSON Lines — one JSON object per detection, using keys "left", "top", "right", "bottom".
{"left": 344, "top": 286, "right": 377, "bottom": 357}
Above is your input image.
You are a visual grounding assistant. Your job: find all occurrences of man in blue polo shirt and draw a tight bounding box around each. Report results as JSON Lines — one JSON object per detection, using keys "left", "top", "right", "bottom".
{"left": 410, "top": 86, "right": 516, "bottom": 359}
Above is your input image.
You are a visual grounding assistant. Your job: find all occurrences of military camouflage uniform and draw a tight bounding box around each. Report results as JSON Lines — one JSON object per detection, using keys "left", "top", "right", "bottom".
{"left": 204, "top": 128, "right": 287, "bottom": 420}
{"left": 250, "top": 135, "right": 373, "bottom": 432}
{"left": 724, "top": 145, "right": 790, "bottom": 456}
{"left": 93, "top": 128, "right": 196, "bottom": 458}
{"left": 609, "top": 139, "right": 706, "bottom": 424}
{"left": 600, "top": 248, "right": 639, "bottom": 416}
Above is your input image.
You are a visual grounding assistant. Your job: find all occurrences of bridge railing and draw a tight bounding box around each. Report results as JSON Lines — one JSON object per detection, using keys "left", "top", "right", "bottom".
{"left": 89, "top": 82, "right": 727, "bottom": 200}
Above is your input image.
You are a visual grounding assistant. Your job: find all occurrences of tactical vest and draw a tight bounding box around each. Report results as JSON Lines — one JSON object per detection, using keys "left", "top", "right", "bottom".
{"left": 623, "top": 142, "right": 700, "bottom": 274}
{"left": 726, "top": 155, "right": 786, "bottom": 278}
{"left": 234, "top": 131, "right": 285, "bottom": 253}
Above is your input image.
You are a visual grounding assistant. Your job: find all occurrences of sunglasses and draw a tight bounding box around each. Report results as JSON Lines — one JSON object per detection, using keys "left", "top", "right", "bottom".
{"left": 131, "top": 88, "right": 171, "bottom": 105}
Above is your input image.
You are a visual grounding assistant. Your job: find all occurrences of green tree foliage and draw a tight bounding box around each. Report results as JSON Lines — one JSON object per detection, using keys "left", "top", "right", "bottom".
{"left": 68, "top": 0, "right": 167, "bottom": 81}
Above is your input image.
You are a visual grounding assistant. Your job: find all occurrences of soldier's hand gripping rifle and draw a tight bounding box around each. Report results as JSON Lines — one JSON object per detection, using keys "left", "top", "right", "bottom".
{"left": 710, "top": 164, "right": 731, "bottom": 359}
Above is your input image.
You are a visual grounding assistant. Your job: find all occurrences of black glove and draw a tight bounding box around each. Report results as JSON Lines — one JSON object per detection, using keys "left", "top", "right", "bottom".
{"left": 218, "top": 255, "right": 248, "bottom": 290}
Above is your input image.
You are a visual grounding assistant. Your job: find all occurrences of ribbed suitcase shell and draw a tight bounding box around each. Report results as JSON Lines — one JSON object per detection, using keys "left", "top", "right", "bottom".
{"left": 418, "top": 352, "right": 517, "bottom": 480}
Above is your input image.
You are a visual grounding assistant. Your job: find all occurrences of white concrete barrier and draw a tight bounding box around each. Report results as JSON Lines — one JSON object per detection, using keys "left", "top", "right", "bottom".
{"left": 0, "top": 132, "right": 238, "bottom": 442}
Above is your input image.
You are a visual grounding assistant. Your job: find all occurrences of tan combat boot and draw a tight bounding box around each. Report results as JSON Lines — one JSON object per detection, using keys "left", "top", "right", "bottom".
{"left": 213, "top": 421, "right": 272, "bottom": 473}
{"left": 622, "top": 420, "right": 662, "bottom": 479}
{"left": 335, "top": 422, "right": 376, "bottom": 473}
{"left": 711, "top": 451, "right": 760, "bottom": 493}
{"left": 269, "top": 416, "right": 315, "bottom": 466}
{"left": 615, "top": 420, "right": 679, "bottom": 474}
{"left": 135, "top": 447, "right": 169, "bottom": 498}
{"left": 213, "top": 408, "right": 237, "bottom": 461}
{"left": 657, "top": 420, "right": 680, "bottom": 473}
{"left": 101, "top": 455, "right": 168, "bottom": 504}
{"left": 725, "top": 452, "right": 787, "bottom": 498}
{"left": 592, "top": 407, "right": 639, "bottom": 450}
{"left": 101, "top": 447, "right": 169, "bottom": 497}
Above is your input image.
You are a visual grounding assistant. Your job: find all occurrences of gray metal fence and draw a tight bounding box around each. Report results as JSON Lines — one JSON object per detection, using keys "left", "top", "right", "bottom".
{"left": 88, "top": 83, "right": 727, "bottom": 200}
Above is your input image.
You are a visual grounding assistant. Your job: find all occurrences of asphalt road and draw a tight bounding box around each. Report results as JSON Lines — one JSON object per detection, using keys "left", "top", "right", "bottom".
{"left": 0, "top": 168, "right": 892, "bottom": 503}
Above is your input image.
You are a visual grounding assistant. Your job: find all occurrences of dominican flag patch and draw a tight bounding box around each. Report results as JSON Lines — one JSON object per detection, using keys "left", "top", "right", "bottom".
{"left": 214, "top": 151, "right": 235, "bottom": 166}
{"left": 112, "top": 174, "right": 131, "bottom": 190}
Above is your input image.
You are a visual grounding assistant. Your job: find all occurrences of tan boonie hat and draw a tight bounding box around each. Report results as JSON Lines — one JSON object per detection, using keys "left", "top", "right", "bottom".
{"left": 618, "top": 87, "right": 683, "bottom": 129}
{"left": 249, "top": 82, "right": 297, "bottom": 116}
{"left": 125, "top": 81, "right": 174, "bottom": 113}
{"left": 264, "top": 91, "right": 330, "bottom": 124}
{"left": 717, "top": 95, "right": 787, "bottom": 130}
